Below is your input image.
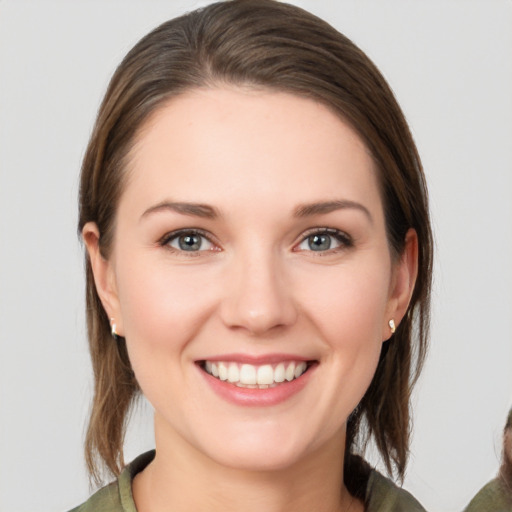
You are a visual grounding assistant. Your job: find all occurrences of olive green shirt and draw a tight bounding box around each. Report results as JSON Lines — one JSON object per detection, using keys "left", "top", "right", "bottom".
{"left": 463, "top": 477, "right": 512, "bottom": 512}
{"left": 69, "top": 451, "right": 426, "bottom": 512}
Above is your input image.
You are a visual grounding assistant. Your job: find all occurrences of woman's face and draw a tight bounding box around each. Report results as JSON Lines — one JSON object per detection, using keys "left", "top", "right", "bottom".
{"left": 86, "top": 87, "right": 415, "bottom": 471}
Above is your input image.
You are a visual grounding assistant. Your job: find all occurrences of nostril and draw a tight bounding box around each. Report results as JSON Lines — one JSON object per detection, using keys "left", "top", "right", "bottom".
{"left": 220, "top": 298, "right": 298, "bottom": 335}
{"left": 217, "top": 259, "right": 298, "bottom": 334}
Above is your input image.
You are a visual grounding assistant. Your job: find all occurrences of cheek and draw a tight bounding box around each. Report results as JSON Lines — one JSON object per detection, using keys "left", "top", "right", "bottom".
{"left": 114, "top": 257, "right": 218, "bottom": 365}
{"left": 298, "top": 260, "right": 391, "bottom": 346}
{"left": 115, "top": 262, "right": 221, "bottom": 417}
{"left": 295, "top": 260, "right": 390, "bottom": 405}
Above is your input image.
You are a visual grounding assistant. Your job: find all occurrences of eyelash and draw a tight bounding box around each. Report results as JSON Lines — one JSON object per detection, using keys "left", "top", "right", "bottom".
{"left": 158, "top": 227, "right": 353, "bottom": 256}
{"left": 295, "top": 227, "right": 354, "bottom": 254}
{"left": 159, "top": 228, "right": 218, "bottom": 256}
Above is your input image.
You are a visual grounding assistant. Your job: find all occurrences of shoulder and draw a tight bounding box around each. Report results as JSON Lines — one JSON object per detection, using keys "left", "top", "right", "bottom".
{"left": 67, "top": 481, "right": 122, "bottom": 512}
{"left": 463, "top": 477, "right": 512, "bottom": 512}
{"left": 67, "top": 451, "right": 155, "bottom": 512}
{"left": 365, "top": 470, "right": 426, "bottom": 512}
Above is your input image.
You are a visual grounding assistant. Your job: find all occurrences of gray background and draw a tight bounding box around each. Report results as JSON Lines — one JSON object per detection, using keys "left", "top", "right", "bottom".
{"left": 1, "top": 1, "right": 511, "bottom": 511}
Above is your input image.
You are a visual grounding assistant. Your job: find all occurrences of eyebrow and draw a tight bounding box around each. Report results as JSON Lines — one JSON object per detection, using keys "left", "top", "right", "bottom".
{"left": 141, "top": 201, "right": 219, "bottom": 220}
{"left": 294, "top": 200, "right": 373, "bottom": 223}
{"left": 141, "top": 199, "right": 372, "bottom": 223}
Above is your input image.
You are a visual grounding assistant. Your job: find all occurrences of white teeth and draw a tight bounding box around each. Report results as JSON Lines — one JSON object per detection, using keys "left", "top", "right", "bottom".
{"left": 285, "top": 362, "right": 295, "bottom": 381}
{"left": 239, "top": 364, "right": 257, "bottom": 385}
{"left": 227, "top": 362, "right": 239, "bottom": 383}
{"left": 295, "top": 362, "right": 307, "bottom": 378}
{"left": 203, "top": 360, "right": 309, "bottom": 386}
{"left": 257, "top": 364, "right": 274, "bottom": 385}
{"left": 274, "top": 363, "right": 285, "bottom": 383}
{"left": 218, "top": 362, "right": 228, "bottom": 381}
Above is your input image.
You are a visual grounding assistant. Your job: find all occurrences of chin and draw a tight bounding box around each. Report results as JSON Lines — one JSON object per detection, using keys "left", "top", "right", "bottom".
{"left": 208, "top": 443, "right": 306, "bottom": 473}
{"left": 194, "top": 423, "right": 326, "bottom": 473}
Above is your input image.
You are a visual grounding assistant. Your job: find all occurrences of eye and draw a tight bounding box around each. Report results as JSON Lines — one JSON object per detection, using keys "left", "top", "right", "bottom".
{"left": 161, "top": 229, "right": 216, "bottom": 252}
{"left": 296, "top": 229, "right": 352, "bottom": 253}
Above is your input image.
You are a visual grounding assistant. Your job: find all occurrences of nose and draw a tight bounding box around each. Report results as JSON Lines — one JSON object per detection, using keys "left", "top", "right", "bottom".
{"left": 219, "top": 249, "right": 298, "bottom": 336}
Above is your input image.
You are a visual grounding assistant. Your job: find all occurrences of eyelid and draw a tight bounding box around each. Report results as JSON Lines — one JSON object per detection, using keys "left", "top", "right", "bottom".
{"left": 293, "top": 227, "right": 353, "bottom": 252}
{"left": 158, "top": 228, "right": 220, "bottom": 253}
{"left": 157, "top": 227, "right": 352, "bottom": 254}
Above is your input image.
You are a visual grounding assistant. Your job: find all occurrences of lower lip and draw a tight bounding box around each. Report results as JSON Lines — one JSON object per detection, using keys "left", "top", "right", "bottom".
{"left": 198, "top": 364, "right": 316, "bottom": 407}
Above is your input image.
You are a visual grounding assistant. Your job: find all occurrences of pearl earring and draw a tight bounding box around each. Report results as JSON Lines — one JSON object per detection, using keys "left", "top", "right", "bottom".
{"left": 388, "top": 319, "right": 396, "bottom": 334}
{"left": 110, "top": 318, "right": 120, "bottom": 340}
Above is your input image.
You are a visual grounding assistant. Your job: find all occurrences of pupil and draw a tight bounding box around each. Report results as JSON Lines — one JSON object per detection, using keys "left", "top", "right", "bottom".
{"left": 309, "top": 234, "right": 331, "bottom": 251}
{"left": 179, "top": 234, "right": 201, "bottom": 251}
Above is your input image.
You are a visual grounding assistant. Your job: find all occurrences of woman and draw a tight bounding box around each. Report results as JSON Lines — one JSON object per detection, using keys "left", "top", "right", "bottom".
{"left": 464, "top": 408, "right": 512, "bottom": 511}
{"left": 71, "top": 1, "right": 433, "bottom": 510}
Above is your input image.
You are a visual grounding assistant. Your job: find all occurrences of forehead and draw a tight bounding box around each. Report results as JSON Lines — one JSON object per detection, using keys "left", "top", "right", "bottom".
{"left": 123, "top": 87, "right": 381, "bottom": 214}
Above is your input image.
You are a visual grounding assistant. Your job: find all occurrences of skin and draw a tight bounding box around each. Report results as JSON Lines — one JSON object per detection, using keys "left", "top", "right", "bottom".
{"left": 84, "top": 87, "right": 418, "bottom": 512}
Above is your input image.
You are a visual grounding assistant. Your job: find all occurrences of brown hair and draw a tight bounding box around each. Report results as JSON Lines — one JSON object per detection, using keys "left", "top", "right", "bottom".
{"left": 500, "top": 409, "right": 512, "bottom": 490}
{"left": 78, "top": 0, "right": 433, "bottom": 487}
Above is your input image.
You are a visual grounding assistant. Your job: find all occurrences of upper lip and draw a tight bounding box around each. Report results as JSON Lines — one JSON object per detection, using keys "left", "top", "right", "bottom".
{"left": 197, "top": 353, "right": 316, "bottom": 365}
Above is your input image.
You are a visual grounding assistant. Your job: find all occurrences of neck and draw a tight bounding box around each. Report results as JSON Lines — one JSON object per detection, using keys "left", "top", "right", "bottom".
{"left": 133, "top": 414, "right": 362, "bottom": 512}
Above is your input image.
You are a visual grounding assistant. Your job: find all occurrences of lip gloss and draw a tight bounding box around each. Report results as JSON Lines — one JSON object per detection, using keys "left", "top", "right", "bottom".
{"left": 198, "top": 363, "right": 315, "bottom": 407}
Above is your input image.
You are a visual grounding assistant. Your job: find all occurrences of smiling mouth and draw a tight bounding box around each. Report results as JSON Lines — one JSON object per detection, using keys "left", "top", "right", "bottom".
{"left": 199, "top": 360, "right": 314, "bottom": 389}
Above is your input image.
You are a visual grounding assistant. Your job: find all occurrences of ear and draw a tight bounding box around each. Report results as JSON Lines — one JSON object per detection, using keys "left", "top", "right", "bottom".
{"left": 82, "top": 222, "right": 123, "bottom": 336}
{"left": 383, "top": 228, "right": 418, "bottom": 341}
